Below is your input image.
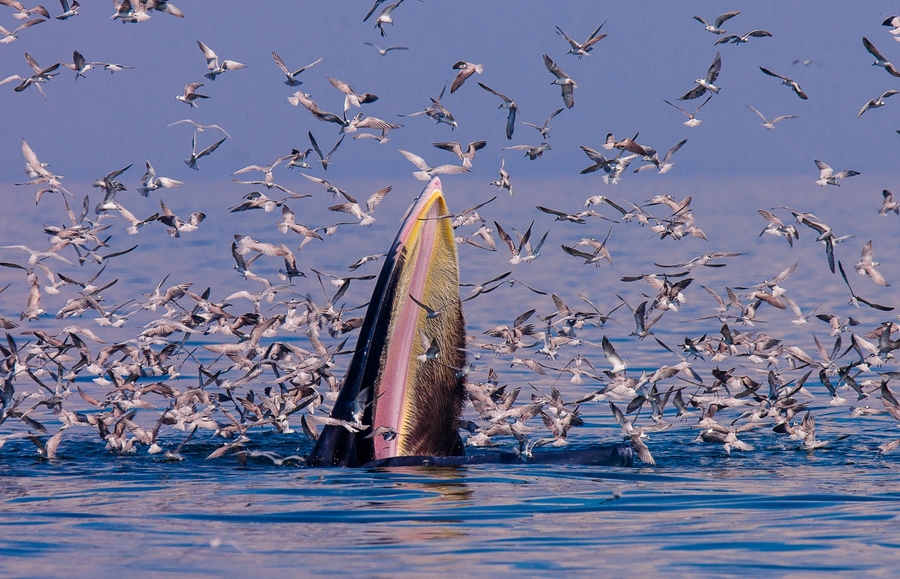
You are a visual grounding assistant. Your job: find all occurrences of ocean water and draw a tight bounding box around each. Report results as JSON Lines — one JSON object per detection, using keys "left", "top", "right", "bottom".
{"left": 3, "top": 171, "right": 900, "bottom": 577}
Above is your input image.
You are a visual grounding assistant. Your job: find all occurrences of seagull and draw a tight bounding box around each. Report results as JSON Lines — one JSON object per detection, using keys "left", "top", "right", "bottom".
{"left": 329, "top": 186, "right": 391, "bottom": 226}
{"left": 114, "top": 202, "right": 158, "bottom": 235}
{"left": 328, "top": 77, "right": 378, "bottom": 113}
{"left": 3, "top": 53, "right": 60, "bottom": 99}
{"left": 518, "top": 108, "right": 564, "bottom": 138}
{"left": 167, "top": 119, "right": 231, "bottom": 139}
{"left": 863, "top": 37, "right": 900, "bottom": 77}
{"left": 398, "top": 149, "right": 470, "bottom": 181}
{"left": 271, "top": 52, "right": 321, "bottom": 87}
{"left": 663, "top": 95, "right": 711, "bottom": 127}
{"left": 715, "top": 29, "right": 772, "bottom": 45}
{"left": 693, "top": 11, "right": 740, "bottom": 34}
{"left": 477, "top": 82, "right": 518, "bottom": 139}
{"left": 745, "top": 104, "right": 798, "bottom": 129}
{"left": 287, "top": 91, "right": 348, "bottom": 127}
{"left": 543, "top": 54, "right": 576, "bottom": 108}
{"left": 883, "top": 15, "right": 900, "bottom": 36}
{"left": 555, "top": 21, "right": 607, "bottom": 58}
{"left": 792, "top": 58, "right": 821, "bottom": 66}
{"left": 879, "top": 190, "right": 899, "bottom": 215}
{"left": 679, "top": 51, "right": 721, "bottom": 100}
{"left": 374, "top": 0, "right": 403, "bottom": 37}
{"left": 400, "top": 84, "right": 458, "bottom": 130}
{"left": 633, "top": 139, "right": 687, "bottom": 174}
{"left": 0, "top": 0, "right": 48, "bottom": 19}
{"left": 814, "top": 160, "right": 859, "bottom": 187}
{"left": 55, "top": 0, "right": 77, "bottom": 19}
{"left": 61, "top": 50, "right": 94, "bottom": 79}
{"left": 432, "top": 141, "right": 486, "bottom": 168}
{"left": 364, "top": 41, "right": 408, "bottom": 55}
{"left": 450, "top": 61, "right": 483, "bottom": 93}
{"left": 277, "top": 204, "right": 323, "bottom": 248}
{"left": 0, "top": 17, "right": 44, "bottom": 44}
{"left": 197, "top": 40, "right": 246, "bottom": 81}
{"left": 300, "top": 174, "right": 348, "bottom": 198}
{"left": 490, "top": 158, "right": 513, "bottom": 195}
{"left": 855, "top": 240, "right": 890, "bottom": 286}
{"left": 759, "top": 67, "right": 808, "bottom": 99}
{"left": 857, "top": 89, "right": 899, "bottom": 118}
{"left": 184, "top": 132, "right": 226, "bottom": 170}
{"left": 502, "top": 142, "right": 551, "bottom": 160}
{"left": 308, "top": 131, "right": 344, "bottom": 170}
{"left": 495, "top": 220, "right": 547, "bottom": 265}
{"left": 175, "top": 82, "right": 208, "bottom": 107}
{"left": 137, "top": 160, "right": 182, "bottom": 196}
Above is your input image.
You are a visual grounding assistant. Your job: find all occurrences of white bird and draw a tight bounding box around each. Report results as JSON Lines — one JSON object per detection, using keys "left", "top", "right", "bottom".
{"left": 271, "top": 52, "right": 321, "bottom": 87}
{"left": 633, "top": 139, "right": 687, "bottom": 174}
{"left": 715, "top": 29, "right": 772, "bottom": 45}
{"left": 759, "top": 67, "right": 808, "bottom": 99}
{"left": 814, "top": 160, "right": 860, "bottom": 187}
{"left": 745, "top": 104, "right": 798, "bottom": 129}
{"left": 555, "top": 21, "right": 607, "bottom": 58}
{"left": 158, "top": 200, "right": 204, "bottom": 238}
{"left": 0, "top": 17, "right": 44, "bottom": 44}
{"left": 374, "top": 0, "right": 403, "bottom": 37}
{"left": 679, "top": 52, "right": 721, "bottom": 100}
{"left": 55, "top": 0, "right": 78, "bottom": 19}
{"left": 663, "top": 96, "right": 711, "bottom": 127}
{"left": 693, "top": 11, "right": 740, "bottom": 34}
{"left": 432, "top": 140, "right": 486, "bottom": 168}
{"left": 329, "top": 186, "right": 392, "bottom": 226}
{"left": 398, "top": 149, "right": 470, "bottom": 181}
{"left": 197, "top": 40, "right": 246, "bottom": 81}
{"left": 167, "top": 118, "right": 231, "bottom": 139}
{"left": 184, "top": 132, "right": 226, "bottom": 170}
{"left": 477, "top": 81, "right": 518, "bottom": 139}
{"left": 857, "top": 89, "right": 899, "bottom": 118}
{"left": 490, "top": 158, "right": 513, "bottom": 195}
{"left": 450, "top": 61, "right": 483, "bottom": 93}
{"left": 543, "top": 54, "right": 576, "bottom": 108}
{"left": 854, "top": 240, "right": 890, "bottom": 286}
{"left": 137, "top": 160, "right": 182, "bottom": 196}
{"left": 863, "top": 37, "right": 900, "bottom": 77}
{"left": 364, "top": 41, "right": 408, "bottom": 55}
{"left": 175, "top": 82, "right": 208, "bottom": 107}
{"left": 0, "top": 0, "right": 48, "bottom": 20}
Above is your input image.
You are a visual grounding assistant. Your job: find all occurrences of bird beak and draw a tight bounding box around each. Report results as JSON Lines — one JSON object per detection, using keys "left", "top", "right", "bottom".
{"left": 308, "top": 177, "right": 467, "bottom": 466}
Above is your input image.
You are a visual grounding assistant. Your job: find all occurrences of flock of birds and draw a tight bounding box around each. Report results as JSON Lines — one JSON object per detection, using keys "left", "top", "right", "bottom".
{"left": 2, "top": 2, "right": 900, "bottom": 468}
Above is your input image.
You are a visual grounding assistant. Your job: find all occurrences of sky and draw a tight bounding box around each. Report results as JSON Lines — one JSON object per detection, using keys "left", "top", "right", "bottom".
{"left": 2, "top": 0, "right": 900, "bottom": 188}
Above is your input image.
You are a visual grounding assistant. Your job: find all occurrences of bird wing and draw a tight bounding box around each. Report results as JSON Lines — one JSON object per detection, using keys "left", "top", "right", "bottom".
{"left": 398, "top": 149, "right": 429, "bottom": 170}
{"left": 196, "top": 40, "right": 218, "bottom": 69}
{"left": 706, "top": 52, "right": 722, "bottom": 83}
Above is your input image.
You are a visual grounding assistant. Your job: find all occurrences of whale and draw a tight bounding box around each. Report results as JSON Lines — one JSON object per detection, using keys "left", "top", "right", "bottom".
{"left": 308, "top": 177, "right": 632, "bottom": 468}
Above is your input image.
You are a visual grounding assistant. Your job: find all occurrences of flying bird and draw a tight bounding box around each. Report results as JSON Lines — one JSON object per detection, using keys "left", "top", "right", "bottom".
{"left": 543, "top": 54, "right": 576, "bottom": 108}
{"left": 271, "top": 52, "right": 321, "bottom": 87}
{"left": 398, "top": 149, "right": 470, "bottom": 181}
{"left": 663, "top": 96, "right": 711, "bottom": 127}
{"left": 450, "top": 61, "right": 483, "bottom": 93}
{"left": 745, "top": 104, "right": 797, "bottom": 129}
{"left": 555, "top": 21, "right": 607, "bottom": 58}
{"left": 759, "top": 67, "right": 808, "bottom": 99}
{"left": 814, "top": 160, "right": 859, "bottom": 187}
{"left": 477, "top": 82, "right": 518, "bottom": 139}
{"left": 715, "top": 30, "right": 772, "bottom": 45}
{"left": 857, "top": 89, "right": 899, "bottom": 118}
{"left": 364, "top": 42, "right": 408, "bottom": 55}
{"left": 175, "top": 82, "right": 208, "bottom": 107}
{"left": 432, "top": 141, "right": 486, "bottom": 168}
{"left": 184, "top": 132, "right": 226, "bottom": 170}
{"left": 693, "top": 11, "right": 740, "bottom": 34}
{"left": 679, "top": 52, "right": 721, "bottom": 100}
{"left": 863, "top": 37, "right": 900, "bottom": 77}
{"left": 197, "top": 40, "right": 246, "bottom": 81}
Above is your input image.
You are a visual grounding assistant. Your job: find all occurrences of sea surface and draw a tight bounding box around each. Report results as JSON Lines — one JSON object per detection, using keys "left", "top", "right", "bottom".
{"left": 2, "top": 172, "right": 900, "bottom": 578}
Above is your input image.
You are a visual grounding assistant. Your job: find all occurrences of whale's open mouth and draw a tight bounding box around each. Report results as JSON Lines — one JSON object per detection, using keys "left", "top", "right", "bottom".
{"left": 308, "top": 177, "right": 466, "bottom": 467}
